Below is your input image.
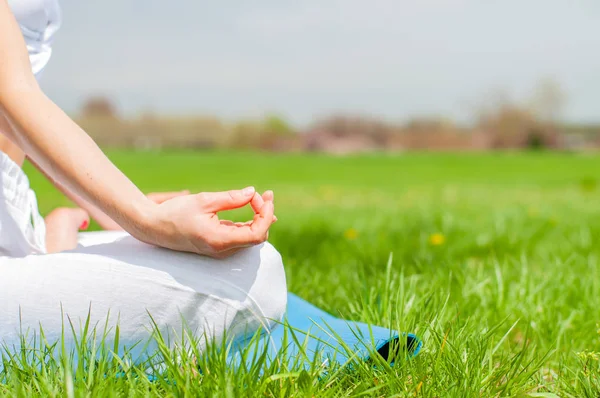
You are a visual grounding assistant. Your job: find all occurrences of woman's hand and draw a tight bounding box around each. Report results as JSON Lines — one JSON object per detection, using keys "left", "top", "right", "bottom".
{"left": 0, "top": 5, "right": 274, "bottom": 259}
{"left": 94, "top": 190, "right": 277, "bottom": 232}
{"left": 138, "top": 186, "right": 276, "bottom": 258}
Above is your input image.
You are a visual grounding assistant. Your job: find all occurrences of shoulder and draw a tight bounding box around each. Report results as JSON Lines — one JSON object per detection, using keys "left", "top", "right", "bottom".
{"left": 6, "top": 0, "right": 62, "bottom": 78}
{"left": 8, "top": 0, "right": 48, "bottom": 30}
{"left": 7, "top": 0, "right": 61, "bottom": 36}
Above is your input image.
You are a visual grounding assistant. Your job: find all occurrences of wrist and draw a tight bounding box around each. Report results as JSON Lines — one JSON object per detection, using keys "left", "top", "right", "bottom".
{"left": 123, "top": 197, "right": 160, "bottom": 244}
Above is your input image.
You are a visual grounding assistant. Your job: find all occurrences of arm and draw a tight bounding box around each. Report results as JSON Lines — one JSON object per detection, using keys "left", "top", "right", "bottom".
{"left": 0, "top": 1, "right": 274, "bottom": 257}
{"left": 30, "top": 157, "right": 272, "bottom": 231}
{"left": 0, "top": 0, "right": 151, "bottom": 235}
{"left": 5, "top": 109, "right": 191, "bottom": 231}
{"left": 29, "top": 156, "right": 190, "bottom": 231}
{"left": 28, "top": 157, "right": 125, "bottom": 230}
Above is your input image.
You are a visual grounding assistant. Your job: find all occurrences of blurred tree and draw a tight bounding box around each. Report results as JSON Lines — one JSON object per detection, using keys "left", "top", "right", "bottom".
{"left": 264, "top": 115, "right": 294, "bottom": 136}
{"left": 80, "top": 96, "right": 118, "bottom": 119}
{"left": 478, "top": 104, "right": 563, "bottom": 150}
{"left": 228, "top": 116, "right": 296, "bottom": 150}
{"left": 473, "top": 81, "right": 566, "bottom": 150}
{"left": 229, "top": 120, "right": 264, "bottom": 149}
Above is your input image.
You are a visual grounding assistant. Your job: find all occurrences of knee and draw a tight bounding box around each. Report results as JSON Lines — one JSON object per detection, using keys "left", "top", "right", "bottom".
{"left": 248, "top": 242, "right": 288, "bottom": 331}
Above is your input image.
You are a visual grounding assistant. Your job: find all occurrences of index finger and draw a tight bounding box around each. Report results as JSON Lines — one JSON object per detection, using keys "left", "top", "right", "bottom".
{"left": 251, "top": 191, "right": 278, "bottom": 222}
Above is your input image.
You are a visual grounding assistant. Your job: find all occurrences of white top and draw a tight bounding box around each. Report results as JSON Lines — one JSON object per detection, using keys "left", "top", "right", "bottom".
{"left": 8, "top": 0, "right": 61, "bottom": 78}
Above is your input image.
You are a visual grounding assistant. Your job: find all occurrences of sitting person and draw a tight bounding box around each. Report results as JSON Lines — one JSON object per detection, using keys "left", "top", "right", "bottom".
{"left": 0, "top": 0, "right": 286, "bottom": 357}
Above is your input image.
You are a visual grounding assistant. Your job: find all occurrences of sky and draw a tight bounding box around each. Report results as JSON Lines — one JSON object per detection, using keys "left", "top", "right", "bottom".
{"left": 40, "top": 0, "right": 600, "bottom": 125}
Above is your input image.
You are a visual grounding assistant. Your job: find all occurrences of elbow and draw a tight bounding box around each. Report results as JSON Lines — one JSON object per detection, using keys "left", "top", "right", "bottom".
{"left": 0, "top": 79, "right": 44, "bottom": 145}
{"left": 0, "top": 76, "right": 42, "bottom": 114}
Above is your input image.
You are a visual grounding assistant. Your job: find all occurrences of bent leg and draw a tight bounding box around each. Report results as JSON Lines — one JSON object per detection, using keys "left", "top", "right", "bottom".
{"left": 0, "top": 232, "right": 287, "bottom": 359}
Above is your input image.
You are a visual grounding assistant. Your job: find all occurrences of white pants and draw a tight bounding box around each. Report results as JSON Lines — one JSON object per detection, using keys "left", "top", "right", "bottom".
{"left": 0, "top": 152, "right": 287, "bottom": 357}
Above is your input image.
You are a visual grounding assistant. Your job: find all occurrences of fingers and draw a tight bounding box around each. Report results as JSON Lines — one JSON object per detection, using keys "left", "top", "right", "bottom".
{"left": 219, "top": 220, "right": 252, "bottom": 227}
{"left": 251, "top": 200, "right": 274, "bottom": 236}
{"left": 250, "top": 191, "right": 273, "bottom": 213}
{"left": 251, "top": 191, "right": 278, "bottom": 222}
{"left": 250, "top": 192, "right": 264, "bottom": 213}
{"left": 206, "top": 200, "right": 275, "bottom": 258}
{"left": 199, "top": 187, "right": 256, "bottom": 212}
{"left": 214, "top": 200, "right": 274, "bottom": 249}
{"left": 262, "top": 190, "right": 274, "bottom": 202}
{"left": 147, "top": 190, "right": 190, "bottom": 204}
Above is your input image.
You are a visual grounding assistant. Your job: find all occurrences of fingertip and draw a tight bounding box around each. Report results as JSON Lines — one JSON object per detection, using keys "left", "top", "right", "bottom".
{"left": 262, "top": 190, "right": 274, "bottom": 201}
{"left": 242, "top": 186, "right": 256, "bottom": 197}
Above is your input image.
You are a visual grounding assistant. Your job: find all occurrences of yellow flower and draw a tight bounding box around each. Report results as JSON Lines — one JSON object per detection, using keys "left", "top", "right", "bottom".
{"left": 429, "top": 233, "right": 445, "bottom": 246}
{"left": 344, "top": 228, "right": 358, "bottom": 240}
{"left": 577, "top": 350, "right": 600, "bottom": 361}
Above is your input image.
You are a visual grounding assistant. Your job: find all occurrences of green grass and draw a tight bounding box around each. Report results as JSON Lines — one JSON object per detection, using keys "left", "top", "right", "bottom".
{"left": 4, "top": 150, "right": 600, "bottom": 397}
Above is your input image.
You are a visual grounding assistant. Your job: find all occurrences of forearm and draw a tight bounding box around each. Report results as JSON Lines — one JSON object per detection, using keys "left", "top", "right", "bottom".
{"left": 29, "top": 157, "right": 123, "bottom": 230}
{"left": 63, "top": 189, "right": 122, "bottom": 231}
{"left": 0, "top": 1, "right": 275, "bottom": 257}
{"left": 1, "top": 88, "right": 154, "bottom": 237}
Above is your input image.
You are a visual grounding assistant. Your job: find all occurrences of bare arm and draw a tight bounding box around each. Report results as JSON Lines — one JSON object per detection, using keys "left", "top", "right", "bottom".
{"left": 0, "top": 1, "right": 152, "bottom": 236}
{"left": 27, "top": 157, "right": 126, "bottom": 230}
{"left": 0, "top": 1, "right": 275, "bottom": 257}
{"left": 29, "top": 156, "right": 191, "bottom": 231}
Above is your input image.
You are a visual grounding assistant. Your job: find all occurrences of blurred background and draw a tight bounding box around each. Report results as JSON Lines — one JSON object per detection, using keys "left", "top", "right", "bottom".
{"left": 41, "top": 0, "right": 600, "bottom": 153}
{"left": 23, "top": 4, "right": 600, "bottom": 393}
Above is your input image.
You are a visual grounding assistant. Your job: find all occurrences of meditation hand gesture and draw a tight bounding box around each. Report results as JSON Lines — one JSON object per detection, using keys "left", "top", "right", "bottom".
{"left": 137, "top": 187, "right": 276, "bottom": 258}
{"left": 0, "top": 2, "right": 277, "bottom": 259}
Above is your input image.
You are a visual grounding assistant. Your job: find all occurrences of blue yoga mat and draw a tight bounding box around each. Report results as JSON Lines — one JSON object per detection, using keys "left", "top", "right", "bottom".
{"left": 230, "top": 293, "right": 422, "bottom": 368}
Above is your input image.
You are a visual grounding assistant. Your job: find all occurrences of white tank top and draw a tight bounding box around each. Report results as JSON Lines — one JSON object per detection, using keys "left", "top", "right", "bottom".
{"left": 7, "top": 0, "right": 61, "bottom": 78}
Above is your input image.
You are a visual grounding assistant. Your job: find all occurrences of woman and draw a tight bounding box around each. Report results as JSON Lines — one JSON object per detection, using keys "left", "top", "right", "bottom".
{"left": 0, "top": 0, "right": 287, "bottom": 357}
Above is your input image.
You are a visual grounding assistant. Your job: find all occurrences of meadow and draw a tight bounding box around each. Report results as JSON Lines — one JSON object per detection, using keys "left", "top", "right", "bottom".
{"left": 4, "top": 151, "right": 600, "bottom": 397}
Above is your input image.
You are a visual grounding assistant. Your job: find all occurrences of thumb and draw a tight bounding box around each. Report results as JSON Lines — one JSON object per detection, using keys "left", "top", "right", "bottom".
{"left": 199, "top": 186, "right": 256, "bottom": 212}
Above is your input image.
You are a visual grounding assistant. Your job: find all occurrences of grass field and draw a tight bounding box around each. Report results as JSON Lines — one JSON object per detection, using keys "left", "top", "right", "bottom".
{"left": 4, "top": 151, "right": 600, "bottom": 397}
